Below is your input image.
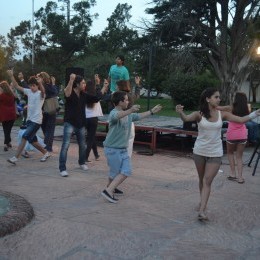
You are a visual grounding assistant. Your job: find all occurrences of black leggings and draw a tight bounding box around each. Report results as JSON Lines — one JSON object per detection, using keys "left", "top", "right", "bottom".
{"left": 85, "top": 117, "right": 99, "bottom": 160}
{"left": 2, "top": 120, "right": 15, "bottom": 145}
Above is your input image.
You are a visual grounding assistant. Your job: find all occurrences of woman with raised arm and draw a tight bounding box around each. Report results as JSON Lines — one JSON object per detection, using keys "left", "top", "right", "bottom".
{"left": 176, "top": 87, "right": 260, "bottom": 221}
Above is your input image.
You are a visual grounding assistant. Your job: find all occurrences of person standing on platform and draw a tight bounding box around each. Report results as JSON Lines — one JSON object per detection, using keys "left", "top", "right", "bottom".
{"left": 108, "top": 55, "right": 130, "bottom": 93}
{"left": 101, "top": 91, "right": 162, "bottom": 203}
{"left": 176, "top": 88, "right": 260, "bottom": 221}
{"left": 0, "top": 81, "right": 17, "bottom": 151}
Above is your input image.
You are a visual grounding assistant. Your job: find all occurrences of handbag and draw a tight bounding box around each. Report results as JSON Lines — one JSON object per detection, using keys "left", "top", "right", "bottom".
{"left": 43, "top": 97, "right": 59, "bottom": 115}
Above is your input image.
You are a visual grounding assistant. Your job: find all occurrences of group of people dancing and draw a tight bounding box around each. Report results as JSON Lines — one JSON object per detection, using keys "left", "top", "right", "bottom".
{"left": 1, "top": 54, "right": 260, "bottom": 222}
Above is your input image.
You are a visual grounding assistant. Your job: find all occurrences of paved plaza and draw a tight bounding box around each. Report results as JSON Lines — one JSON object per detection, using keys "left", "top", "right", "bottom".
{"left": 0, "top": 126, "right": 260, "bottom": 259}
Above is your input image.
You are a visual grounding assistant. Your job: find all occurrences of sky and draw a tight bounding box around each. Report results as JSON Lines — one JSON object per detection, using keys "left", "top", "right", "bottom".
{"left": 0, "top": 0, "right": 153, "bottom": 37}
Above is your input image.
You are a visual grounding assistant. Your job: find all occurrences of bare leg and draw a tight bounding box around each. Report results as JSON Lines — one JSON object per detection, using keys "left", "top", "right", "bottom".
{"left": 31, "top": 141, "right": 47, "bottom": 154}
{"left": 107, "top": 177, "right": 113, "bottom": 188}
{"left": 106, "top": 174, "right": 127, "bottom": 195}
{"left": 15, "top": 138, "right": 27, "bottom": 158}
{"left": 226, "top": 142, "right": 236, "bottom": 177}
{"left": 235, "top": 143, "right": 246, "bottom": 181}
{"left": 199, "top": 162, "right": 220, "bottom": 216}
{"left": 194, "top": 155, "right": 206, "bottom": 208}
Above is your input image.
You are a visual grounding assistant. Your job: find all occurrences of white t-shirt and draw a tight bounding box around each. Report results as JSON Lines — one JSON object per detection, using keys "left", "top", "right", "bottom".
{"left": 23, "top": 88, "right": 45, "bottom": 124}
{"left": 85, "top": 102, "right": 103, "bottom": 118}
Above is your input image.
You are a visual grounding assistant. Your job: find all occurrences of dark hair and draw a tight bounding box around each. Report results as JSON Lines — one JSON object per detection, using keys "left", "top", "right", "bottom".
{"left": 28, "top": 76, "right": 39, "bottom": 86}
{"left": 232, "top": 92, "right": 249, "bottom": 116}
{"left": 116, "top": 55, "right": 125, "bottom": 64}
{"left": 111, "top": 91, "right": 127, "bottom": 106}
{"left": 116, "top": 80, "right": 130, "bottom": 92}
{"left": 86, "top": 80, "right": 96, "bottom": 108}
{"left": 72, "top": 75, "right": 84, "bottom": 89}
{"left": 199, "top": 87, "right": 219, "bottom": 119}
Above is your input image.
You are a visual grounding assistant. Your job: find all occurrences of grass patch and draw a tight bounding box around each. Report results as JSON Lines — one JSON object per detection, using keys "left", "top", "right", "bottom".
{"left": 135, "top": 97, "right": 195, "bottom": 117}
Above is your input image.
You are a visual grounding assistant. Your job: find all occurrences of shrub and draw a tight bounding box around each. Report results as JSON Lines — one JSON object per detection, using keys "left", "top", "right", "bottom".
{"left": 165, "top": 71, "right": 219, "bottom": 110}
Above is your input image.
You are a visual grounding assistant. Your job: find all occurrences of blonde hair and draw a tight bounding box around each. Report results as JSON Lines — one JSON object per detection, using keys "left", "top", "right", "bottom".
{"left": 37, "top": 72, "right": 51, "bottom": 84}
{"left": 0, "top": 81, "right": 13, "bottom": 95}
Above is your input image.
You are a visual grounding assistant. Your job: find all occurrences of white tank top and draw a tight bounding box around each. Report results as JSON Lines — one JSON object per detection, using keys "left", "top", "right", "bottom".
{"left": 193, "top": 111, "right": 223, "bottom": 157}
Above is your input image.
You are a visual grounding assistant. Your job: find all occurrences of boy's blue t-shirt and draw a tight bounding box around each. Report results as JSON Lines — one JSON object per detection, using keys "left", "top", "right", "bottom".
{"left": 103, "top": 109, "right": 140, "bottom": 149}
{"left": 109, "top": 65, "right": 130, "bottom": 92}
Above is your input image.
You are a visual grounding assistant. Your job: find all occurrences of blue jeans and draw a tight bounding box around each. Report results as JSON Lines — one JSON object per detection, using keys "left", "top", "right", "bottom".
{"left": 22, "top": 120, "right": 40, "bottom": 143}
{"left": 59, "top": 122, "right": 86, "bottom": 172}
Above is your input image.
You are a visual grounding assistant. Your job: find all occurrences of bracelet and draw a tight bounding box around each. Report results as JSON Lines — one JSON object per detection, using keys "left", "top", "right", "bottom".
{"left": 150, "top": 109, "right": 154, "bottom": 115}
{"left": 249, "top": 111, "right": 257, "bottom": 119}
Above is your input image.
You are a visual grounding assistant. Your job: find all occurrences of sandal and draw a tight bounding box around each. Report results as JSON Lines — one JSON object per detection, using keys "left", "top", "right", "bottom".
{"left": 227, "top": 176, "right": 237, "bottom": 181}
{"left": 198, "top": 212, "right": 208, "bottom": 221}
{"left": 237, "top": 178, "right": 245, "bottom": 184}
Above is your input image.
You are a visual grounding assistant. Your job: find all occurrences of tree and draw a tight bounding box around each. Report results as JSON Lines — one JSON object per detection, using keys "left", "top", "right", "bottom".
{"left": 89, "top": 4, "right": 139, "bottom": 54}
{"left": 146, "top": 0, "right": 260, "bottom": 104}
{"left": 7, "top": 0, "right": 96, "bottom": 67}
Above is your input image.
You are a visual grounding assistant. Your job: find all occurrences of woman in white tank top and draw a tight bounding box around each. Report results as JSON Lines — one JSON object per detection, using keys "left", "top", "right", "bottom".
{"left": 176, "top": 88, "right": 260, "bottom": 221}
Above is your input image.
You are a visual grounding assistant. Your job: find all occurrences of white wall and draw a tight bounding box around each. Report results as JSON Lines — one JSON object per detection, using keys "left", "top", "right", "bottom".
{"left": 240, "top": 81, "right": 260, "bottom": 102}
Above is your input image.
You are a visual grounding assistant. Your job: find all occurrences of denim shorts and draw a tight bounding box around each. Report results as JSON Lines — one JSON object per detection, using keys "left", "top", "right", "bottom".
{"left": 22, "top": 120, "right": 41, "bottom": 143}
{"left": 193, "top": 153, "right": 222, "bottom": 164}
{"left": 104, "top": 147, "right": 132, "bottom": 179}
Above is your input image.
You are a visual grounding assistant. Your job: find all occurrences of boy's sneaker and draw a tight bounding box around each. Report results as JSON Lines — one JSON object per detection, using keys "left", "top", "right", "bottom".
{"left": 7, "top": 156, "right": 18, "bottom": 164}
{"left": 80, "top": 164, "right": 88, "bottom": 171}
{"left": 95, "top": 155, "right": 100, "bottom": 161}
{"left": 22, "top": 151, "right": 30, "bottom": 158}
{"left": 40, "top": 152, "right": 51, "bottom": 162}
{"left": 114, "top": 188, "right": 124, "bottom": 196}
{"left": 101, "top": 190, "right": 118, "bottom": 203}
{"left": 60, "top": 171, "right": 68, "bottom": 177}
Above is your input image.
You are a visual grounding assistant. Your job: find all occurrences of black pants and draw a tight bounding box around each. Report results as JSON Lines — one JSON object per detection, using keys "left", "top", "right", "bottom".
{"left": 2, "top": 120, "right": 15, "bottom": 145}
{"left": 41, "top": 113, "right": 56, "bottom": 152}
{"left": 85, "top": 117, "right": 99, "bottom": 160}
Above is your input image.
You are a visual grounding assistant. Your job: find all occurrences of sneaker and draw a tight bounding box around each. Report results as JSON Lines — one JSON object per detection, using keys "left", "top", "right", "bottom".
{"left": 101, "top": 190, "right": 118, "bottom": 203}
{"left": 80, "top": 164, "right": 88, "bottom": 171}
{"left": 60, "top": 171, "right": 68, "bottom": 177}
{"left": 22, "top": 151, "right": 30, "bottom": 158}
{"left": 4, "top": 146, "right": 8, "bottom": 152}
{"left": 7, "top": 156, "right": 18, "bottom": 164}
{"left": 40, "top": 152, "right": 51, "bottom": 162}
{"left": 114, "top": 188, "right": 124, "bottom": 195}
{"left": 95, "top": 155, "right": 100, "bottom": 161}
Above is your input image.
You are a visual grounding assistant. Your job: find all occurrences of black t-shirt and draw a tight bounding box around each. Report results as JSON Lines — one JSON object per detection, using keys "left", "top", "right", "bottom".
{"left": 64, "top": 90, "right": 100, "bottom": 128}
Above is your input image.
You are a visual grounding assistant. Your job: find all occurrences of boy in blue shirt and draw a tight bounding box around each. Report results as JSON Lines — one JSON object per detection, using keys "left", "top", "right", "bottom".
{"left": 101, "top": 91, "right": 162, "bottom": 203}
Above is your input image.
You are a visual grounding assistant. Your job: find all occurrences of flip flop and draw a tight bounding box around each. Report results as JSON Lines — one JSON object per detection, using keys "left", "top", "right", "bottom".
{"left": 227, "top": 176, "right": 237, "bottom": 181}
{"left": 237, "top": 178, "right": 245, "bottom": 184}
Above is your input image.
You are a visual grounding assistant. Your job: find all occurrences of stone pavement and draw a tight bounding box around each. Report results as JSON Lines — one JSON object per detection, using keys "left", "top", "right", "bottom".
{"left": 0, "top": 126, "right": 260, "bottom": 259}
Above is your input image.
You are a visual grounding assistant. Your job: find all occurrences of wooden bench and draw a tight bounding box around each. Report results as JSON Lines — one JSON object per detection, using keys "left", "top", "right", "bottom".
{"left": 96, "top": 121, "right": 198, "bottom": 153}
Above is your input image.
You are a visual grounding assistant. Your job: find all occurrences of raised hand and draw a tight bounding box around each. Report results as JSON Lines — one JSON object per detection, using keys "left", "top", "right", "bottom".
{"left": 176, "top": 104, "right": 184, "bottom": 113}
{"left": 151, "top": 104, "right": 162, "bottom": 114}
{"left": 131, "top": 104, "right": 141, "bottom": 112}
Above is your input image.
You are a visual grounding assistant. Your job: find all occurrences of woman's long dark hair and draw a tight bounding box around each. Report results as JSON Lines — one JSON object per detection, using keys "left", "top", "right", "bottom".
{"left": 232, "top": 92, "right": 249, "bottom": 116}
{"left": 86, "top": 80, "right": 96, "bottom": 108}
{"left": 199, "top": 87, "right": 219, "bottom": 119}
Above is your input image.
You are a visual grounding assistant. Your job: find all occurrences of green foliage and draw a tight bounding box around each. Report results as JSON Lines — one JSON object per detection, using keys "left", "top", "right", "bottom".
{"left": 164, "top": 71, "right": 219, "bottom": 110}
{"left": 135, "top": 97, "right": 176, "bottom": 116}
